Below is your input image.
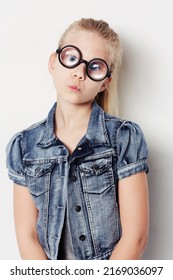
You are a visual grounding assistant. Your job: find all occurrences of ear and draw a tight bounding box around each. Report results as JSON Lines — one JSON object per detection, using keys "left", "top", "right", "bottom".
{"left": 99, "top": 77, "right": 111, "bottom": 92}
{"left": 48, "top": 52, "right": 57, "bottom": 75}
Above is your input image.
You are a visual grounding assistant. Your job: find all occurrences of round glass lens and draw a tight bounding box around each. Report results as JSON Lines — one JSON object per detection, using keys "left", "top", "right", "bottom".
{"left": 60, "top": 46, "right": 80, "bottom": 68}
{"left": 88, "top": 59, "right": 108, "bottom": 80}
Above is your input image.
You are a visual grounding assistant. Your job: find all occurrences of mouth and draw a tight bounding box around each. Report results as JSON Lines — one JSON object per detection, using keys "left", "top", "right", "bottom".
{"left": 68, "top": 85, "right": 80, "bottom": 92}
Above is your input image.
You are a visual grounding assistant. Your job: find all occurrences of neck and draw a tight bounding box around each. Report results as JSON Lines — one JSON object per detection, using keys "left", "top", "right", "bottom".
{"left": 55, "top": 99, "right": 93, "bottom": 132}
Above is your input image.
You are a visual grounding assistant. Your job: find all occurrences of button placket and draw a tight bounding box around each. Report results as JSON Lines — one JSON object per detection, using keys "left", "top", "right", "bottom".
{"left": 70, "top": 175, "right": 77, "bottom": 182}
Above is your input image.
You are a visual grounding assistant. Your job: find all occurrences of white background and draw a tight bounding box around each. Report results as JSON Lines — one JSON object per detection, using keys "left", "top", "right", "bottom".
{"left": 0, "top": 0, "right": 172, "bottom": 260}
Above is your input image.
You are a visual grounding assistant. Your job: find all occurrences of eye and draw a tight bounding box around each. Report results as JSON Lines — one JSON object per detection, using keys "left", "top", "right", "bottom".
{"left": 89, "top": 62, "right": 101, "bottom": 72}
{"left": 87, "top": 59, "right": 108, "bottom": 80}
{"left": 60, "top": 47, "right": 80, "bottom": 67}
{"left": 67, "top": 54, "right": 78, "bottom": 64}
{"left": 61, "top": 53, "right": 79, "bottom": 66}
{"left": 88, "top": 60, "right": 107, "bottom": 74}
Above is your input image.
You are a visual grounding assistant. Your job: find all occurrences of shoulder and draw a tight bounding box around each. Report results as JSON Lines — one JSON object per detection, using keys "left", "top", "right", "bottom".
{"left": 19, "top": 118, "right": 46, "bottom": 139}
{"left": 105, "top": 111, "right": 140, "bottom": 128}
{"left": 113, "top": 119, "right": 149, "bottom": 180}
{"left": 116, "top": 119, "right": 146, "bottom": 144}
{"left": 22, "top": 118, "right": 46, "bottom": 134}
{"left": 7, "top": 118, "right": 47, "bottom": 154}
{"left": 104, "top": 112, "right": 146, "bottom": 145}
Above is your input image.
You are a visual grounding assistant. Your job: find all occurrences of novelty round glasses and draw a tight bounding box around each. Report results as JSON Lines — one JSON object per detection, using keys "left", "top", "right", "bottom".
{"left": 56, "top": 45, "right": 111, "bottom": 82}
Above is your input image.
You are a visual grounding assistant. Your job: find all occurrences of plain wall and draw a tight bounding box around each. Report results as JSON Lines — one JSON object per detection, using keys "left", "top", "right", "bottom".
{"left": 0, "top": 0, "right": 172, "bottom": 259}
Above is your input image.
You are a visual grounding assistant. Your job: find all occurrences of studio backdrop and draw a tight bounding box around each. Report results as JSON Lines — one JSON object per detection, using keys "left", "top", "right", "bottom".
{"left": 0, "top": 0, "right": 172, "bottom": 260}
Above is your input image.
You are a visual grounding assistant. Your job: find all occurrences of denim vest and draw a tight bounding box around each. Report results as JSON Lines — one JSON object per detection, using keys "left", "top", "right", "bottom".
{"left": 6, "top": 101, "right": 148, "bottom": 260}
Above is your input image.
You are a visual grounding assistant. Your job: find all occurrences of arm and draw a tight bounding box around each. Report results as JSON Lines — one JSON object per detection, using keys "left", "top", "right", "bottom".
{"left": 13, "top": 184, "right": 48, "bottom": 259}
{"left": 109, "top": 172, "right": 149, "bottom": 260}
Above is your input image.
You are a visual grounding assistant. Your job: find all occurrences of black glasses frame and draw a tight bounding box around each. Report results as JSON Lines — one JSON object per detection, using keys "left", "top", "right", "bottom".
{"left": 56, "top": 45, "right": 111, "bottom": 82}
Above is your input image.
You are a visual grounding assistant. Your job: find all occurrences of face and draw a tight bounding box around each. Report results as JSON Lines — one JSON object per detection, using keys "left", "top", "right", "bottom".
{"left": 48, "top": 30, "right": 111, "bottom": 106}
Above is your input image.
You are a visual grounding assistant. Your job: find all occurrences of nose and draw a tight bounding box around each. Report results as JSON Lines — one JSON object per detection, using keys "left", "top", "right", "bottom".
{"left": 72, "top": 64, "right": 86, "bottom": 81}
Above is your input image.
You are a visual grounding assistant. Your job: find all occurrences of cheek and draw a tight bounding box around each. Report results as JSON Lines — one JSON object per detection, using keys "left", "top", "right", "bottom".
{"left": 86, "top": 84, "right": 102, "bottom": 99}
{"left": 91, "top": 83, "right": 105, "bottom": 94}
{"left": 52, "top": 67, "right": 66, "bottom": 88}
{"left": 52, "top": 75, "right": 62, "bottom": 92}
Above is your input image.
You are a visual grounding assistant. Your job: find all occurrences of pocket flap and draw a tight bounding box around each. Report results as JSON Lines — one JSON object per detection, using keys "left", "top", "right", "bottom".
{"left": 24, "top": 162, "right": 55, "bottom": 178}
{"left": 79, "top": 157, "right": 112, "bottom": 176}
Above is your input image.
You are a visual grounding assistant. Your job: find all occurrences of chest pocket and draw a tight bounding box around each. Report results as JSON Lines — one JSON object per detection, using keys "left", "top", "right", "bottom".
{"left": 79, "top": 156, "right": 115, "bottom": 194}
{"left": 24, "top": 162, "right": 55, "bottom": 197}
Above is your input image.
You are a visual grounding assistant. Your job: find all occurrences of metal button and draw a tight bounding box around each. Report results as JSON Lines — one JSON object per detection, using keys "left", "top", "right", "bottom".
{"left": 75, "top": 205, "right": 81, "bottom": 212}
{"left": 77, "top": 147, "right": 82, "bottom": 150}
{"left": 79, "top": 235, "right": 86, "bottom": 241}
{"left": 92, "top": 164, "right": 99, "bottom": 170}
{"left": 70, "top": 175, "right": 77, "bottom": 182}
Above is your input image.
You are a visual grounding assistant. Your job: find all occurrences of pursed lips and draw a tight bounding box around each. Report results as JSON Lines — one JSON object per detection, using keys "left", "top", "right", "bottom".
{"left": 69, "top": 85, "right": 80, "bottom": 91}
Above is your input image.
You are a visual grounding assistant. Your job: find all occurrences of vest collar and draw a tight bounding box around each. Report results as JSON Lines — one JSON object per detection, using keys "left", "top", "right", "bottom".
{"left": 37, "top": 101, "right": 111, "bottom": 148}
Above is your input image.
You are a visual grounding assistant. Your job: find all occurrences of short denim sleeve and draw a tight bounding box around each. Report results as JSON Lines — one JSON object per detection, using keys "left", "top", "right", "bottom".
{"left": 117, "top": 121, "right": 149, "bottom": 180}
{"left": 6, "top": 132, "right": 27, "bottom": 186}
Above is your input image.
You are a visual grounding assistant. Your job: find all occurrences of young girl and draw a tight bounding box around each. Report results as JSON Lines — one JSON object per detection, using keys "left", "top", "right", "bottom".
{"left": 6, "top": 18, "right": 149, "bottom": 260}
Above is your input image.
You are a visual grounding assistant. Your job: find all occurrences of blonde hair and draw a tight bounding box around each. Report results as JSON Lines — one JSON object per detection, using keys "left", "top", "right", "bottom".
{"left": 59, "top": 18, "right": 123, "bottom": 116}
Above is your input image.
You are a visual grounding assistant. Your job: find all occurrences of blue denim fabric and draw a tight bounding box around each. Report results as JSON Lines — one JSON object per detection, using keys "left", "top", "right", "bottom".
{"left": 6, "top": 101, "right": 149, "bottom": 260}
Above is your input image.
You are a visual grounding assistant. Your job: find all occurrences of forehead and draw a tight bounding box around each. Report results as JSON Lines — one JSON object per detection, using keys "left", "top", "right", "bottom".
{"left": 63, "top": 30, "right": 110, "bottom": 61}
